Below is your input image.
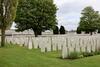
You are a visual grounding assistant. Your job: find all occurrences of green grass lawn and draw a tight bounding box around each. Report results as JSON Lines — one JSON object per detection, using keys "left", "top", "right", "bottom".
{"left": 0, "top": 45, "right": 100, "bottom": 67}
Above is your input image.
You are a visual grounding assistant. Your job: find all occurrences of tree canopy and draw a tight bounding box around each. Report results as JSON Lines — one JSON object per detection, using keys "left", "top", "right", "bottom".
{"left": 78, "top": 6, "right": 100, "bottom": 35}
{"left": 0, "top": 0, "right": 18, "bottom": 29}
{"left": 15, "top": 0, "right": 57, "bottom": 37}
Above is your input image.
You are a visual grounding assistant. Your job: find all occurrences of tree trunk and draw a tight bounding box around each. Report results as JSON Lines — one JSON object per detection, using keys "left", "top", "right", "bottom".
{"left": 0, "top": 0, "right": 6, "bottom": 47}
{"left": 1, "top": 27, "right": 6, "bottom": 47}
{"left": 37, "top": 30, "right": 42, "bottom": 35}
{"left": 90, "top": 32, "right": 93, "bottom": 35}
{"left": 34, "top": 30, "right": 38, "bottom": 37}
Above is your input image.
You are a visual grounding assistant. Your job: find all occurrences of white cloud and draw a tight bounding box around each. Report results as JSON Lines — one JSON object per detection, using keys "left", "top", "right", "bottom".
{"left": 54, "top": 0, "right": 100, "bottom": 31}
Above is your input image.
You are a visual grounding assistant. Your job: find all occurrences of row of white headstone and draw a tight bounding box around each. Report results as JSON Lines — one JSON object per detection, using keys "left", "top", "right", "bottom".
{"left": 62, "top": 36, "right": 100, "bottom": 58}
{"left": 3, "top": 35, "right": 100, "bottom": 59}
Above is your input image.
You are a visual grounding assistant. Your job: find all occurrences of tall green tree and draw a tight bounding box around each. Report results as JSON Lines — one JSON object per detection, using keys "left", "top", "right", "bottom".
{"left": 0, "top": 0, "right": 18, "bottom": 47}
{"left": 15, "top": 0, "right": 57, "bottom": 37}
{"left": 76, "top": 26, "right": 81, "bottom": 34}
{"left": 53, "top": 26, "right": 59, "bottom": 34}
{"left": 79, "top": 6, "right": 100, "bottom": 35}
{"left": 59, "top": 25, "right": 66, "bottom": 34}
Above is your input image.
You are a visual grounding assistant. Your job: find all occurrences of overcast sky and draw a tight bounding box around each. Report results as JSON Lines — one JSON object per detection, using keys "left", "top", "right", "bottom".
{"left": 54, "top": 0, "right": 100, "bottom": 31}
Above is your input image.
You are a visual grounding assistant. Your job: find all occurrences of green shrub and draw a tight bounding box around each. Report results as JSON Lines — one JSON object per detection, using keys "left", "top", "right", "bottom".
{"left": 93, "top": 51, "right": 100, "bottom": 55}
{"left": 82, "top": 52, "right": 94, "bottom": 57}
{"left": 67, "top": 52, "right": 80, "bottom": 59}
